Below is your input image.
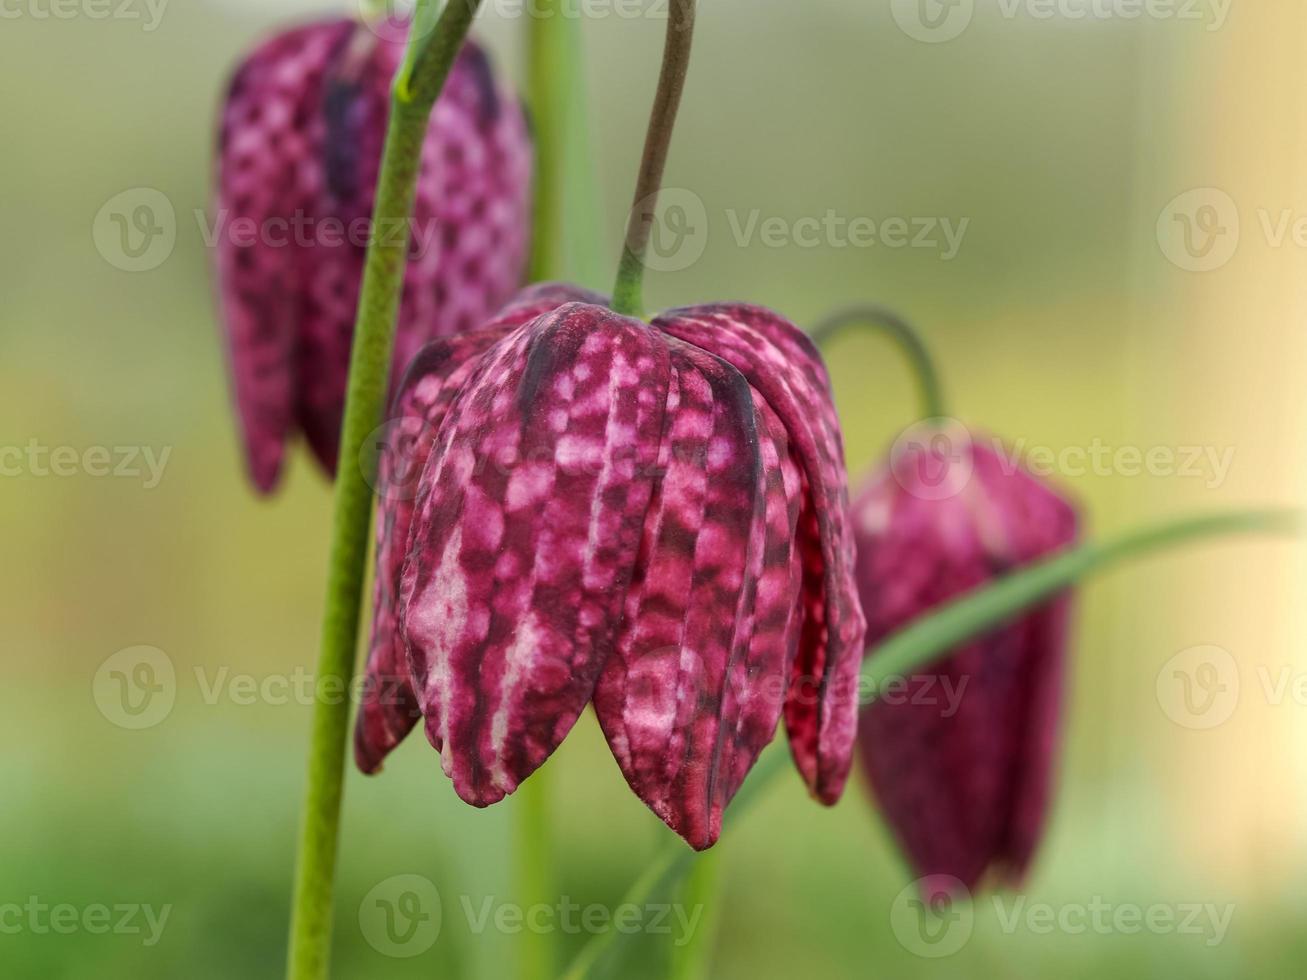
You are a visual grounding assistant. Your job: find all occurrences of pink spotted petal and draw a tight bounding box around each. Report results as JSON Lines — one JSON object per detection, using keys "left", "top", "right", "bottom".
{"left": 854, "top": 437, "right": 1078, "bottom": 890}
{"left": 400, "top": 304, "right": 670, "bottom": 805}
{"left": 213, "top": 19, "right": 355, "bottom": 491}
{"left": 654, "top": 305, "right": 866, "bottom": 804}
{"left": 213, "top": 20, "right": 532, "bottom": 492}
{"left": 594, "top": 351, "right": 803, "bottom": 848}
{"left": 355, "top": 285, "right": 615, "bottom": 772}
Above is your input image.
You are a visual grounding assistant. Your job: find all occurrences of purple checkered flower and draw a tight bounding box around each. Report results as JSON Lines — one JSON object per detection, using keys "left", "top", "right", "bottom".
{"left": 853, "top": 429, "right": 1078, "bottom": 891}
{"left": 213, "top": 17, "right": 531, "bottom": 492}
{"left": 354, "top": 285, "right": 867, "bottom": 849}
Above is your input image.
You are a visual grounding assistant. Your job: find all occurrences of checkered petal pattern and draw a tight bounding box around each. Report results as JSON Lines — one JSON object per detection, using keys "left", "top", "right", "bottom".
{"left": 213, "top": 17, "right": 531, "bottom": 492}
{"left": 852, "top": 434, "right": 1078, "bottom": 892}
{"left": 356, "top": 289, "right": 864, "bottom": 850}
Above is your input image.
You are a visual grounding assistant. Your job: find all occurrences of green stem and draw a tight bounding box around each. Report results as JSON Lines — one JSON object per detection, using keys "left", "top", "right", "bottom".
{"left": 861, "top": 509, "right": 1300, "bottom": 692}
{"left": 668, "top": 851, "right": 721, "bottom": 980}
{"left": 513, "top": 773, "right": 553, "bottom": 980}
{"left": 526, "top": 1, "right": 567, "bottom": 282}
{"left": 284, "top": 4, "right": 483, "bottom": 979}
{"left": 611, "top": 0, "right": 697, "bottom": 318}
{"left": 810, "top": 306, "right": 946, "bottom": 421}
{"left": 558, "top": 507, "right": 1303, "bottom": 978}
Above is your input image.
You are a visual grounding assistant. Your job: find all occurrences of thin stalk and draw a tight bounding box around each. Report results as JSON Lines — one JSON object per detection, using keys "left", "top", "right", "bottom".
{"left": 611, "top": 0, "right": 696, "bottom": 318}
{"left": 512, "top": 772, "right": 554, "bottom": 980}
{"left": 526, "top": 0, "right": 567, "bottom": 282}
{"left": 810, "top": 306, "right": 946, "bottom": 421}
{"left": 527, "top": 4, "right": 604, "bottom": 286}
{"left": 558, "top": 508, "right": 1304, "bottom": 978}
{"left": 284, "top": 3, "right": 484, "bottom": 979}
{"left": 668, "top": 851, "right": 721, "bottom": 980}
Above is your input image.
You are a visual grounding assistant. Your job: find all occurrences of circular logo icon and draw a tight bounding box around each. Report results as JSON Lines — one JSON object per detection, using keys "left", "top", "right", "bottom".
{"left": 93, "top": 645, "right": 176, "bottom": 730}
{"left": 359, "top": 874, "right": 442, "bottom": 958}
{"left": 891, "top": 0, "right": 975, "bottom": 43}
{"left": 627, "top": 187, "right": 709, "bottom": 273}
{"left": 93, "top": 188, "right": 177, "bottom": 273}
{"left": 1156, "top": 645, "right": 1240, "bottom": 730}
{"left": 889, "top": 876, "right": 974, "bottom": 958}
{"left": 356, "top": 0, "right": 423, "bottom": 44}
{"left": 1156, "top": 188, "right": 1240, "bottom": 273}
{"left": 889, "top": 418, "right": 973, "bottom": 501}
{"left": 360, "top": 418, "right": 437, "bottom": 503}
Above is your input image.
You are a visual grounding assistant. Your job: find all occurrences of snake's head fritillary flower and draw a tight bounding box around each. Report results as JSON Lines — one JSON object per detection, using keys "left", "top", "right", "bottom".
{"left": 853, "top": 425, "right": 1078, "bottom": 892}
{"left": 213, "top": 17, "right": 531, "bottom": 492}
{"left": 355, "top": 285, "right": 866, "bottom": 849}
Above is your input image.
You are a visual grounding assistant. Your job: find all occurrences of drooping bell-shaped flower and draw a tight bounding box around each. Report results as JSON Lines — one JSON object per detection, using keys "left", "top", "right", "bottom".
{"left": 355, "top": 285, "right": 866, "bottom": 849}
{"left": 852, "top": 426, "right": 1078, "bottom": 892}
{"left": 213, "top": 17, "right": 531, "bottom": 492}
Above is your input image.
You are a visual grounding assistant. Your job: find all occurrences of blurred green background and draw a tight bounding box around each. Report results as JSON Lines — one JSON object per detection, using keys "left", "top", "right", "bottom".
{"left": 3, "top": 0, "right": 1307, "bottom": 977}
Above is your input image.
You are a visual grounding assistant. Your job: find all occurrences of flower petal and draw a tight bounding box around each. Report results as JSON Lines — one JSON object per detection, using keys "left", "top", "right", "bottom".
{"left": 295, "top": 35, "right": 535, "bottom": 475}
{"left": 354, "top": 327, "right": 512, "bottom": 773}
{"left": 854, "top": 438, "right": 1077, "bottom": 889}
{"left": 355, "top": 285, "right": 604, "bottom": 773}
{"left": 214, "top": 19, "right": 354, "bottom": 491}
{"left": 593, "top": 347, "right": 803, "bottom": 848}
{"left": 401, "top": 304, "right": 670, "bottom": 805}
{"left": 654, "top": 305, "right": 866, "bottom": 803}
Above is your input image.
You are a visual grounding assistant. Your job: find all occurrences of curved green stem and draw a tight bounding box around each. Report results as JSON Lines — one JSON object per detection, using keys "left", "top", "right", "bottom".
{"left": 611, "top": 0, "right": 697, "bottom": 318}
{"left": 861, "top": 509, "right": 1300, "bottom": 691}
{"left": 558, "top": 507, "right": 1304, "bottom": 978}
{"left": 285, "top": 4, "right": 483, "bottom": 979}
{"left": 810, "top": 306, "right": 946, "bottom": 421}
